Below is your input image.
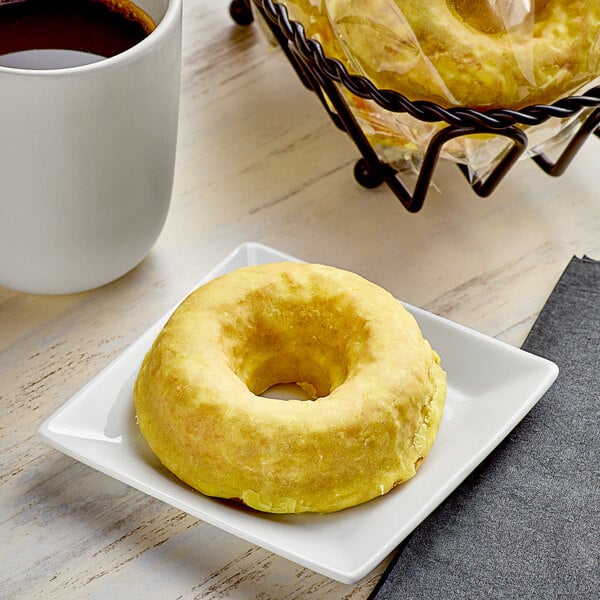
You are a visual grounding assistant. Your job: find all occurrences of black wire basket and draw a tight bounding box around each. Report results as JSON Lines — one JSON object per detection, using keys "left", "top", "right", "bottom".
{"left": 230, "top": 0, "right": 600, "bottom": 212}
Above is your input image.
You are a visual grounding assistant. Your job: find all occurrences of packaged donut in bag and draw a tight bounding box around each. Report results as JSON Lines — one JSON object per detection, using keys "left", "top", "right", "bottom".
{"left": 271, "top": 0, "right": 600, "bottom": 180}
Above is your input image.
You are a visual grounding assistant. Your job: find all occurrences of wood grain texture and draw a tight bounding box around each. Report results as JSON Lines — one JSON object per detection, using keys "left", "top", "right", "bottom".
{"left": 1, "top": 0, "right": 599, "bottom": 597}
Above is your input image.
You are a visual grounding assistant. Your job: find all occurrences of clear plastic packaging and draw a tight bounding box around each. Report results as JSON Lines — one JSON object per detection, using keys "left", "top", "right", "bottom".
{"left": 275, "top": 0, "right": 600, "bottom": 178}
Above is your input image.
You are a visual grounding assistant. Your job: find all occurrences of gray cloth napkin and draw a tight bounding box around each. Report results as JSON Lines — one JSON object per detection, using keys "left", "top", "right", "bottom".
{"left": 370, "top": 256, "right": 600, "bottom": 600}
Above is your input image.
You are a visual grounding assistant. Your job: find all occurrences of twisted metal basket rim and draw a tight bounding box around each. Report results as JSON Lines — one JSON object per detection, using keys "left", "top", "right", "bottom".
{"left": 253, "top": 0, "right": 600, "bottom": 130}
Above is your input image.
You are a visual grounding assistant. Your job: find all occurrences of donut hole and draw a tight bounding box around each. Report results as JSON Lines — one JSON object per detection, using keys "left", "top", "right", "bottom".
{"left": 448, "top": 0, "right": 549, "bottom": 34}
{"left": 260, "top": 382, "right": 316, "bottom": 401}
{"left": 222, "top": 290, "right": 371, "bottom": 400}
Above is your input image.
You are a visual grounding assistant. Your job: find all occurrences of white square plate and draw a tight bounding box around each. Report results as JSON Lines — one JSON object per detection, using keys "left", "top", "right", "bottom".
{"left": 38, "top": 242, "right": 558, "bottom": 584}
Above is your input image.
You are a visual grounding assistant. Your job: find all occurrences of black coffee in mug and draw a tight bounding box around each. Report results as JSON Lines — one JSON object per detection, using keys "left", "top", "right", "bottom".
{"left": 0, "top": 0, "right": 156, "bottom": 69}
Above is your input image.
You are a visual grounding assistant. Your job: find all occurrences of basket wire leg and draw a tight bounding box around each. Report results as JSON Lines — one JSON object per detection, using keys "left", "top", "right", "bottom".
{"left": 306, "top": 63, "right": 421, "bottom": 209}
{"left": 532, "top": 107, "right": 600, "bottom": 176}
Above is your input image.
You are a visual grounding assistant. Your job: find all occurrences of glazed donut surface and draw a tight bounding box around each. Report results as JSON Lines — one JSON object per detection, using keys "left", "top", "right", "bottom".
{"left": 134, "top": 262, "right": 446, "bottom": 514}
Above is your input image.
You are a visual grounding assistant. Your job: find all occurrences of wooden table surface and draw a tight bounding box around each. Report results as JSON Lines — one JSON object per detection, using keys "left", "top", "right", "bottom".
{"left": 2, "top": 1, "right": 599, "bottom": 598}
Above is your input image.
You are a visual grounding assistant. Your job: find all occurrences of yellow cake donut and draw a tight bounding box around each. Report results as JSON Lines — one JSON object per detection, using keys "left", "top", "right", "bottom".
{"left": 134, "top": 262, "right": 446, "bottom": 514}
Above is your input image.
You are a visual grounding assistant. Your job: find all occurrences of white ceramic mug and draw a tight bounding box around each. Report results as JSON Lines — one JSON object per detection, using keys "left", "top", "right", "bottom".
{"left": 0, "top": 0, "right": 182, "bottom": 294}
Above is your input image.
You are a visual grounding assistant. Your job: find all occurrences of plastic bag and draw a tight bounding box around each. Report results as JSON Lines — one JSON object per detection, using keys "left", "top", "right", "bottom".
{"left": 275, "top": 0, "right": 600, "bottom": 177}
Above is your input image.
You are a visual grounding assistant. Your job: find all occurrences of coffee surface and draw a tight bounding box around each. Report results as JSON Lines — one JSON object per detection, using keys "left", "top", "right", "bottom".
{"left": 0, "top": 0, "right": 156, "bottom": 69}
